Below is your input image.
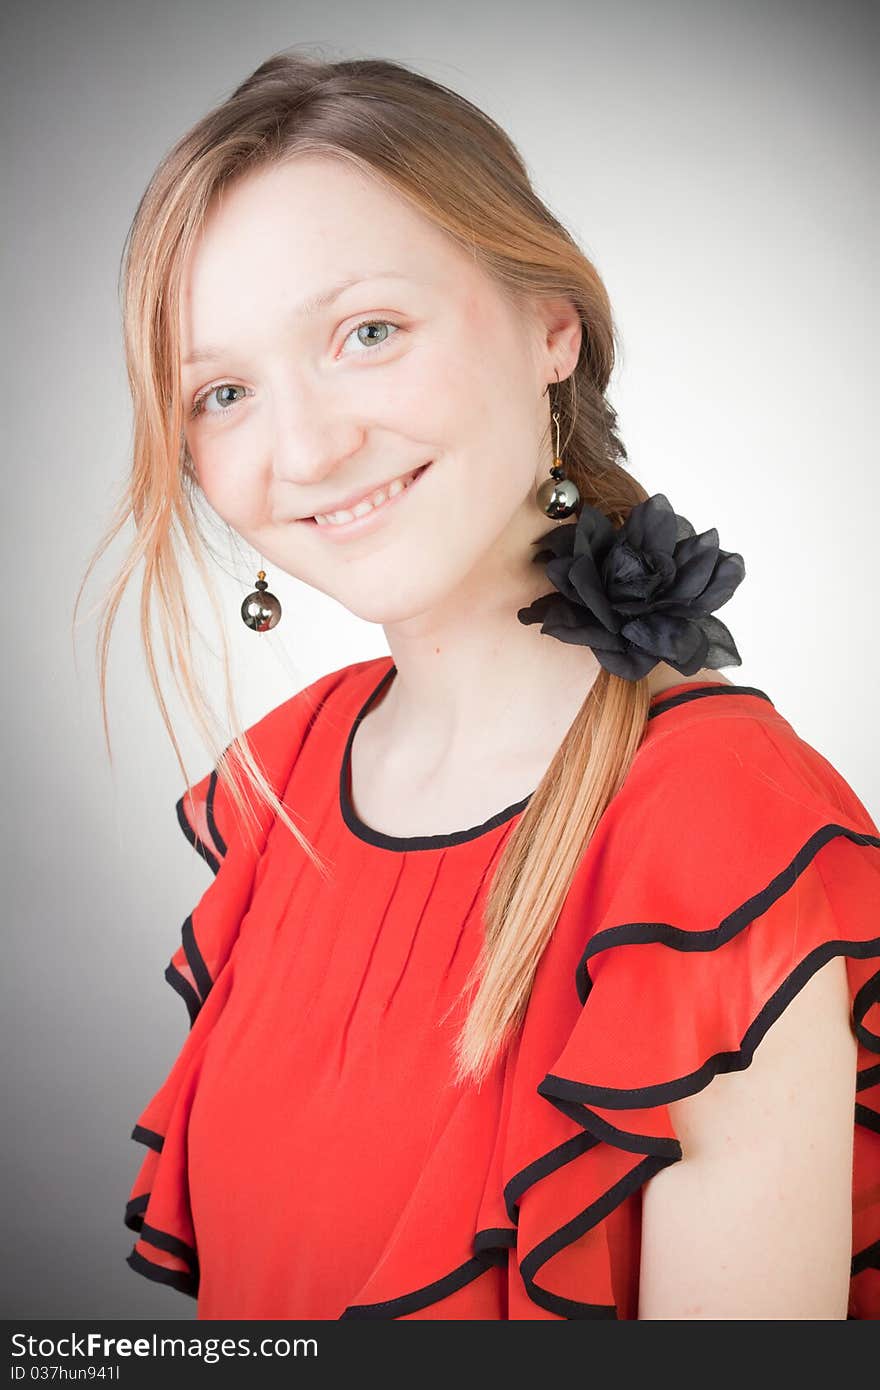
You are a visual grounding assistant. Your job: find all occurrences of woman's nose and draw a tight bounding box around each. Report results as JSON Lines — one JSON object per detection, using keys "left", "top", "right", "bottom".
{"left": 269, "top": 394, "right": 368, "bottom": 490}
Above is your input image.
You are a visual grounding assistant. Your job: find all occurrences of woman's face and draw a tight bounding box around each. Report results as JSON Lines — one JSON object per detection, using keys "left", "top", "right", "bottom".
{"left": 179, "top": 154, "right": 581, "bottom": 623}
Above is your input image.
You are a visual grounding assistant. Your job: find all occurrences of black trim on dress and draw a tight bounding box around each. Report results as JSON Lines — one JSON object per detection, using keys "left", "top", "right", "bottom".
{"left": 164, "top": 961, "right": 201, "bottom": 1027}
{"left": 573, "top": 823, "right": 880, "bottom": 1008}
{"left": 175, "top": 771, "right": 223, "bottom": 876}
{"left": 339, "top": 664, "right": 533, "bottom": 852}
{"left": 646, "top": 683, "right": 775, "bottom": 718}
{"left": 339, "top": 1249, "right": 507, "bottom": 1319}
{"left": 130, "top": 1124, "right": 164, "bottom": 1153}
{"left": 125, "top": 1248, "right": 198, "bottom": 1299}
{"left": 125, "top": 1198, "right": 200, "bottom": 1295}
{"left": 180, "top": 913, "right": 213, "bottom": 1003}
{"left": 205, "top": 767, "right": 227, "bottom": 859}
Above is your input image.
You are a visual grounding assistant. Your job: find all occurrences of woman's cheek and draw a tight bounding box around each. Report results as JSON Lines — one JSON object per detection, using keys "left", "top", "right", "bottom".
{"left": 191, "top": 442, "right": 268, "bottom": 531}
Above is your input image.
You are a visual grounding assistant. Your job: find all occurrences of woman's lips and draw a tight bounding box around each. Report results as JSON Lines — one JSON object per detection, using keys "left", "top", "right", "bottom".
{"left": 298, "top": 462, "right": 433, "bottom": 541}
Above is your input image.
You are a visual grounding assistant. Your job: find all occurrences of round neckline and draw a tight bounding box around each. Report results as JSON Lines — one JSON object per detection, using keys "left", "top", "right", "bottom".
{"left": 338, "top": 662, "right": 774, "bottom": 853}
{"left": 338, "top": 664, "right": 534, "bottom": 852}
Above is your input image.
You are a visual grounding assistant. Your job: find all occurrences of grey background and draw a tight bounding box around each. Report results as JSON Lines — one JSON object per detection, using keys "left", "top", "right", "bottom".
{"left": 3, "top": 0, "right": 877, "bottom": 1319}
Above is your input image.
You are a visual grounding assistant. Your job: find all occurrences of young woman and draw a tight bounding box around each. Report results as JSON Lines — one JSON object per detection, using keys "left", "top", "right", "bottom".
{"left": 85, "top": 50, "right": 880, "bottom": 1319}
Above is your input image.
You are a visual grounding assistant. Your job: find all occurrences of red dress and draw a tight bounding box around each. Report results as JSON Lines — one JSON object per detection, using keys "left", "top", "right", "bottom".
{"left": 124, "top": 655, "right": 880, "bottom": 1319}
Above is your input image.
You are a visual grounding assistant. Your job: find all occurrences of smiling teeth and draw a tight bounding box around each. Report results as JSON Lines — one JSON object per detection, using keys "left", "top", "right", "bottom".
{"left": 313, "top": 469, "right": 420, "bottom": 526}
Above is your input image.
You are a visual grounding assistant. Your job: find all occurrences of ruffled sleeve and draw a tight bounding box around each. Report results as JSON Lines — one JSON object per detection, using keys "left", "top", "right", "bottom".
{"left": 123, "top": 670, "right": 341, "bottom": 1297}
{"left": 477, "top": 706, "right": 880, "bottom": 1319}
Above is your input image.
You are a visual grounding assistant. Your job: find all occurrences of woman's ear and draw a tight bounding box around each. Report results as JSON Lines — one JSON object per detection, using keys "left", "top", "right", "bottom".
{"left": 527, "top": 293, "right": 583, "bottom": 386}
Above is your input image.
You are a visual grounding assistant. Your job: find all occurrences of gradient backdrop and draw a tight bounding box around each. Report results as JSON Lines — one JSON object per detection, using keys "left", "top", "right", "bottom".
{"left": 2, "top": 0, "right": 877, "bottom": 1318}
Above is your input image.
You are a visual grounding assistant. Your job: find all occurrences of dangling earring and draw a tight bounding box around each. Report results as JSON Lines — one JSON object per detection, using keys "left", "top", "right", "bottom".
{"left": 241, "top": 562, "right": 282, "bottom": 632}
{"left": 536, "top": 371, "right": 581, "bottom": 519}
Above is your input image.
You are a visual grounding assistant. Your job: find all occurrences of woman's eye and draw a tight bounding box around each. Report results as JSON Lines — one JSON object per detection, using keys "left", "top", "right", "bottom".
{"left": 190, "top": 383, "right": 248, "bottom": 420}
{"left": 340, "top": 319, "right": 400, "bottom": 355}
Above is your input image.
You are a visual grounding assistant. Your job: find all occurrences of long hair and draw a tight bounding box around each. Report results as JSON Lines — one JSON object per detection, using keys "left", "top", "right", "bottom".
{"left": 75, "top": 48, "right": 653, "bottom": 1087}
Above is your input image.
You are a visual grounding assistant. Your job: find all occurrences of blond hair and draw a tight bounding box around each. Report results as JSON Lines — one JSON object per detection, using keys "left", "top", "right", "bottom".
{"left": 75, "top": 49, "right": 652, "bottom": 1088}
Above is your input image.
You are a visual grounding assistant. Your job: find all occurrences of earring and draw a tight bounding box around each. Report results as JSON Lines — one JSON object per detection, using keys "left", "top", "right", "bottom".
{"left": 241, "top": 566, "right": 282, "bottom": 632}
{"left": 536, "top": 373, "right": 580, "bottom": 519}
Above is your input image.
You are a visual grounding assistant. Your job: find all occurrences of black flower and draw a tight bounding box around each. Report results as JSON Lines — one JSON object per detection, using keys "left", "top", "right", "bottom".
{"left": 516, "top": 493, "right": 746, "bottom": 681}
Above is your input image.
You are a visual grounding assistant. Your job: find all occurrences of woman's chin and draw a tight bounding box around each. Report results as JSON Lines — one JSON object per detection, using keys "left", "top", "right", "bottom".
{"left": 333, "top": 573, "right": 459, "bottom": 627}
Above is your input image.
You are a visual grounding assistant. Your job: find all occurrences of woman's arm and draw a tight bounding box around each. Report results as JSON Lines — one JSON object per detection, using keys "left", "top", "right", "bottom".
{"left": 637, "top": 953, "right": 857, "bottom": 1319}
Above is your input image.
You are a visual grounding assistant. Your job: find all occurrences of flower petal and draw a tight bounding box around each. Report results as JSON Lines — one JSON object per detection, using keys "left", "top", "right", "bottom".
{"left": 516, "top": 592, "right": 563, "bottom": 625}
{"left": 623, "top": 494, "right": 678, "bottom": 556}
{"left": 567, "top": 552, "right": 622, "bottom": 630}
{"left": 593, "top": 644, "right": 661, "bottom": 680}
{"left": 573, "top": 504, "right": 617, "bottom": 562}
{"left": 620, "top": 612, "right": 708, "bottom": 674}
{"left": 519, "top": 594, "right": 629, "bottom": 653}
{"left": 530, "top": 522, "right": 578, "bottom": 563}
{"left": 667, "top": 530, "right": 721, "bottom": 601}
{"left": 693, "top": 551, "right": 746, "bottom": 612}
{"left": 540, "top": 614, "right": 614, "bottom": 650}
{"left": 543, "top": 554, "right": 586, "bottom": 604}
{"left": 696, "top": 613, "right": 743, "bottom": 668}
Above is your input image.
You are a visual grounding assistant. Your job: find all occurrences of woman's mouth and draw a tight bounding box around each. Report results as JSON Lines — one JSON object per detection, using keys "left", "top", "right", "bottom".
{"left": 298, "top": 462, "right": 433, "bottom": 541}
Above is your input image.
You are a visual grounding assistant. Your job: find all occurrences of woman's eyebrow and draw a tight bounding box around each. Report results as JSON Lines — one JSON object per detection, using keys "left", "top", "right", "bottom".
{"left": 181, "top": 270, "right": 417, "bottom": 367}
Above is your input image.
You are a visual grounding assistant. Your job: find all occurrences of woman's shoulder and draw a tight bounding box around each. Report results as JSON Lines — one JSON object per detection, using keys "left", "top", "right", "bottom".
{"left": 635, "top": 673, "right": 862, "bottom": 821}
{"left": 570, "top": 672, "right": 880, "bottom": 938}
{"left": 634, "top": 666, "right": 806, "bottom": 800}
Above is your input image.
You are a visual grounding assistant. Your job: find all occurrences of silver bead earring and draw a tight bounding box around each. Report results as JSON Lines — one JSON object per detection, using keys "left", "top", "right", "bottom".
{"left": 536, "top": 371, "right": 581, "bottom": 519}
{"left": 241, "top": 564, "right": 282, "bottom": 632}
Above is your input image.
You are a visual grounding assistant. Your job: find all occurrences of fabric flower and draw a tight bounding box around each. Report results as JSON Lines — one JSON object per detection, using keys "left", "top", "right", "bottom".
{"left": 516, "top": 492, "right": 746, "bottom": 681}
